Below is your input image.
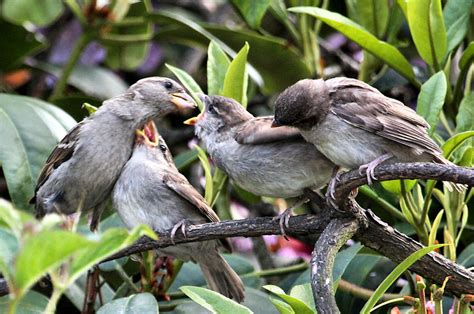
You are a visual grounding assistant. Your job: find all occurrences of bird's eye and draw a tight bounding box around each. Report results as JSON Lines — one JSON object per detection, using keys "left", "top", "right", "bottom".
{"left": 208, "top": 103, "right": 217, "bottom": 114}
{"left": 164, "top": 81, "right": 173, "bottom": 89}
{"left": 159, "top": 144, "right": 167, "bottom": 152}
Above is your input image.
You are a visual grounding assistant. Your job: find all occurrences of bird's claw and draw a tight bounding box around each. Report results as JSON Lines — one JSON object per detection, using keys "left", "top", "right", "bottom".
{"left": 276, "top": 208, "right": 292, "bottom": 241}
{"left": 170, "top": 219, "right": 187, "bottom": 245}
{"left": 358, "top": 154, "right": 393, "bottom": 185}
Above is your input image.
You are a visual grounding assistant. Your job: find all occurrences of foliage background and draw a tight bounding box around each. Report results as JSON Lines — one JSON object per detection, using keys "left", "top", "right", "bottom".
{"left": 0, "top": 0, "right": 472, "bottom": 313}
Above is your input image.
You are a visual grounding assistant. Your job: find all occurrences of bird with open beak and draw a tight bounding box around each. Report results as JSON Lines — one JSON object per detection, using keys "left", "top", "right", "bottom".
{"left": 185, "top": 95, "right": 335, "bottom": 235}
{"left": 272, "top": 77, "right": 462, "bottom": 195}
{"left": 112, "top": 121, "right": 245, "bottom": 302}
{"left": 32, "top": 77, "right": 196, "bottom": 230}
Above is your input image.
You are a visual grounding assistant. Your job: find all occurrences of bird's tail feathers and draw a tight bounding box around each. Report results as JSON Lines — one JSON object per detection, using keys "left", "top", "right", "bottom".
{"left": 199, "top": 253, "right": 245, "bottom": 303}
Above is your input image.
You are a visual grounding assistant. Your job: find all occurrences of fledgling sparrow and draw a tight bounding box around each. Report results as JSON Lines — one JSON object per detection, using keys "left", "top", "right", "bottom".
{"left": 32, "top": 77, "right": 196, "bottom": 230}
{"left": 112, "top": 122, "right": 245, "bottom": 302}
{"left": 186, "top": 95, "right": 335, "bottom": 233}
{"left": 272, "top": 77, "right": 460, "bottom": 193}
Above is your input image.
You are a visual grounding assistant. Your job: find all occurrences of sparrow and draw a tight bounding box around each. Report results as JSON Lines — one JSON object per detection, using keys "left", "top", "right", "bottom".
{"left": 185, "top": 95, "right": 335, "bottom": 234}
{"left": 272, "top": 77, "right": 459, "bottom": 193}
{"left": 32, "top": 77, "right": 196, "bottom": 230}
{"left": 112, "top": 122, "right": 245, "bottom": 302}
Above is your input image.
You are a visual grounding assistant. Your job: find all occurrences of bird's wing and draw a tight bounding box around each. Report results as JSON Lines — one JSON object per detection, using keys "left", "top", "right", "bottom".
{"left": 31, "top": 122, "right": 84, "bottom": 203}
{"left": 163, "top": 173, "right": 220, "bottom": 223}
{"left": 233, "top": 116, "right": 302, "bottom": 144}
{"left": 163, "top": 173, "right": 232, "bottom": 252}
{"left": 328, "top": 79, "right": 441, "bottom": 155}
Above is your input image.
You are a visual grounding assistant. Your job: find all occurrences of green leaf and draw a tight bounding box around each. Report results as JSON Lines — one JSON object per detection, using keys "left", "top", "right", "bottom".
{"left": 2, "top": 0, "right": 63, "bottom": 26}
{"left": 207, "top": 41, "right": 231, "bottom": 96}
{"left": 29, "top": 60, "right": 129, "bottom": 100}
{"left": 381, "top": 179, "right": 417, "bottom": 195}
{"left": 416, "top": 71, "right": 447, "bottom": 134}
{"left": 443, "top": 0, "right": 472, "bottom": 55}
{"left": 0, "top": 227, "right": 19, "bottom": 282}
{"left": 180, "top": 286, "right": 252, "bottom": 314}
{"left": 289, "top": 284, "right": 316, "bottom": 312}
{"left": 406, "top": 0, "right": 447, "bottom": 68}
{"left": 152, "top": 11, "right": 310, "bottom": 93}
{"left": 174, "top": 149, "right": 199, "bottom": 171}
{"left": 332, "top": 242, "right": 363, "bottom": 285}
{"left": 263, "top": 285, "right": 315, "bottom": 314}
{"left": 222, "top": 43, "right": 249, "bottom": 108}
{"left": 166, "top": 64, "right": 204, "bottom": 110}
{"left": 428, "top": 210, "right": 444, "bottom": 246}
{"left": 0, "top": 20, "right": 45, "bottom": 71}
{"left": 456, "top": 93, "right": 474, "bottom": 133}
{"left": 459, "top": 42, "right": 474, "bottom": 73}
{"left": 194, "top": 145, "right": 213, "bottom": 204}
{"left": 14, "top": 230, "right": 92, "bottom": 296}
{"left": 441, "top": 131, "right": 474, "bottom": 159}
{"left": 0, "top": 290, "right": 48, "bottom": 314}
{"left": 97, "top": 293, "right": 159, "bottom": 314}
{"left": 361, "top": 244, "right": 445, "bottom": 313}
{"left": 0, "top": 95, "right": 75, "bottom": 209}
{"left": 104, "top": 1, "right": 153, "bottom": 70}
{"left": 269, "top": 297, "right": 295, "bottom": 314}
{"left": 0, "top": 199, "right": 23, "bottom": 237}
{"left": 232, "top": 0, "right": 271, "bottom": 29}
{"left": 289, "top": 7, "right": 417, "bottom": 85}
{"left": 69, "top": 225, "right": 156, "bottom": 285}
{"left": 346, "top": 0, "right": 389, "bottom": 38}
{"left": 457, "top": 243, "right": 474, "bottom": 267}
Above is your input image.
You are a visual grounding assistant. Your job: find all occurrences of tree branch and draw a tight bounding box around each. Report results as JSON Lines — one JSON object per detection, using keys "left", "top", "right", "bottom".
{"left": 311, "top": 218, "right": 359, "bottom": 314}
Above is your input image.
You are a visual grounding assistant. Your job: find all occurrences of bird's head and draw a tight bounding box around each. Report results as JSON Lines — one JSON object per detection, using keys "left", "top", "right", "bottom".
{"left": 184, "top": 95, "right": 252, "bottom": 138}
{"left": 127, "top": 77, "right": 196, "bottom": 116}
{"left": 272, "top": 79, "right": 330, "bottom": 130}
{"left": 135, "top": 121, "right": 174, "bottom": 165}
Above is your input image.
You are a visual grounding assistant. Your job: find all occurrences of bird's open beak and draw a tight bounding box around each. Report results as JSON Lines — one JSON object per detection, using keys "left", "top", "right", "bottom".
{"left": 271, "top": 119, "right": 281, "bottom": 128}
{"left": 183, "top": 112, "right": 203, "bottom": 126}
{"left": 171, "top": 93, "right": 197, "bottom": 110}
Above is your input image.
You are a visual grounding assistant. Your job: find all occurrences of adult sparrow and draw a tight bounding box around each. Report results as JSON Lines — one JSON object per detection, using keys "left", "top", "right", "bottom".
{"left": 112, "top": 122, "right": 245, "bottom": 302}
{"left": 185, "top": 95, "right": 335, "bottom": 234}
{"left": 272, "top": 77, "right": 459, "bottom": 193}
{"left": 32, "top": 77, "right": 196, "bottom": 230}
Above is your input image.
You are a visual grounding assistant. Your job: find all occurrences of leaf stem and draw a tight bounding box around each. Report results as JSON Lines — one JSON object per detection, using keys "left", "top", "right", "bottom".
{"left": 44, "top": 286, "right": 63, "bottom": 314}
{"left": 49, "top": 32, "right": 92, "bottom": 101}
{"left": 242, "top": 262, "right": 308, "bottom": 278}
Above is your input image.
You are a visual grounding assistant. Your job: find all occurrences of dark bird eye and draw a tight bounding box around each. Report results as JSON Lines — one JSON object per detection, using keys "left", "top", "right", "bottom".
{"left": 164, "top": 81, "right": 173, "bottom": 89}
{"left": 208, "top": 103, "right": 217, "bottom": 114}
{"left": 159, "top": 144, "right": 167, "bottom": 152}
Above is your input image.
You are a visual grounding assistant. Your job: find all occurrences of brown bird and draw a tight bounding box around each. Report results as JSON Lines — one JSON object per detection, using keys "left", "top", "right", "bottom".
{"left": 112, "top": 122, "right": 245, "bottom": 302}
{"left": 272, "top": 77, "right": 458, "bottom": 195}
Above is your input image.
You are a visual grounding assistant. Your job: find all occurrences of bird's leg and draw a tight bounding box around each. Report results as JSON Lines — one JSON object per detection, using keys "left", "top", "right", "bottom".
{"left": 170, "top": 219, "right": 188, "bottom": 245}
{"left": 274, "top": 196, "right": 309, "bottom": 240}
{"left": 358, "top": 153, "right": 393, "bottom": 185}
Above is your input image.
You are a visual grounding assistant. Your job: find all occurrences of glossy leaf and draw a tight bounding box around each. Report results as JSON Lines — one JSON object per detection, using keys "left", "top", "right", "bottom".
{"left": 346, "top": 0, "right": 389, "bottom": 37}
{"left": 269, "top": 297, "right": 295, "bottom": 314}
{"left": 207, "top": 41, "right": 231, "bottom": 96}
{"left": 0, "top": 20, "right": 45, "bottom": 71}
{"left": 289, "top": 284, "right": 316, "bottom": 312}
{"left": 443, "top": 0, "right": 472, "bottom": 55}
{"left": 153, "top": 11, "right": 310, "bottom": 92}
{"left": 180, "top": 286, "right": 252, "bottom": 314}
{"left": 0, "top": 290, "right": 48, "bottom": 314}
{"left": 0, "top": 227, "right": 19, "bottom": 281}
{"left": 174, "top": 149, "right": 199, "bottom": 171}
{"left": 457, "top": 243, "right": 474, "bottom": 267}
{"left": 29, "top": 60, "right": 129, "bottom": 100}
{"left": 361, "top": 244, "right": 445, "bottom": 313}
{"left": 2, "top": 0, "right": 63, "bottom": 26}
{"left": 0, "top": 199, "right": 23, "bottom": 237}
{"left": 263, "top": 285, "right": 315, "bottom": 314}
{"left": 194, "top": 145, "right": 213, "bottom": 204}
{"left": 406, "top": 0, "right": 446, "bottom": 68}
{"left": 289, "top": 7, "right": 417, "bottom": 85}
{"left": 0, "top": 94, "right": 76, "bottom": 209}
{"left": 441, "top": 131, "right": 474, "bottom": 159}
{"left": 459, "top": 42, "right": 474, "bottom": 72}
{"left": 14, "top": 230, "right": 92, "bottom": 295}
{"left": 223, "top": 43, "right": 249, "bottom": 108}
{"left": 232, "top": 0, "right": 271, "bottom": 29}
{"left": 381, "top": 179, "right": 417, "bottom": 195}
{"left": 69, "top": 225, "right": 156, "bottom": 285}
{"left": 97, "top": 293, "right": 159, "bottom": 314}
{"left": 456, "top": 93, "right": 474, "bottom": 133}
{"left": 104, "top": 1, "right": 153, "bottom": 70}
{"left": 416, "top": 71, "right": 447, "bottom": 135}
{"left": 166, "top": 64, "right": 204, "bottom": 110}
{"left": 428, "top": 210, "right": 444, "bottom": 246}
